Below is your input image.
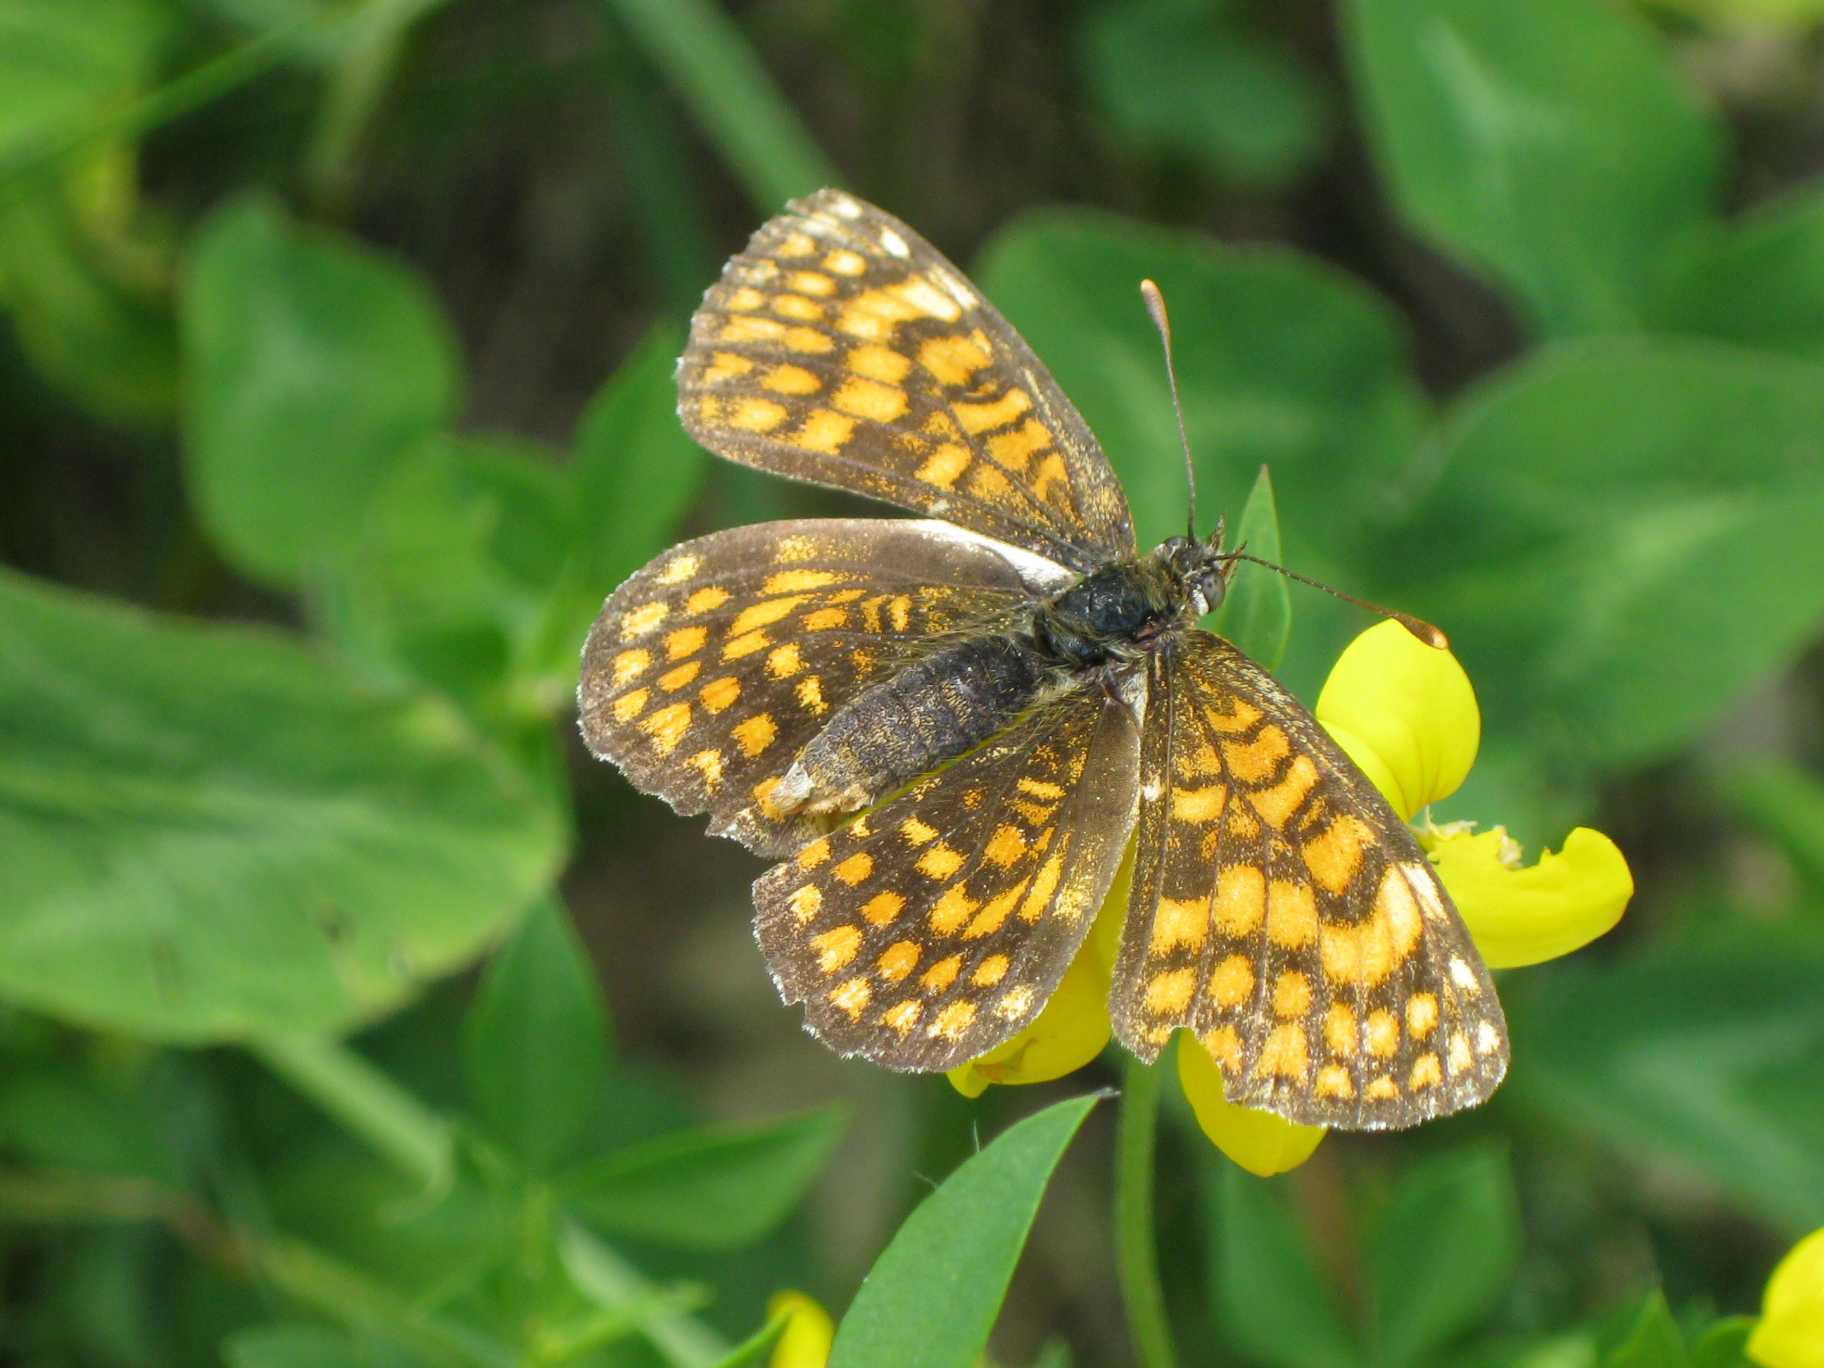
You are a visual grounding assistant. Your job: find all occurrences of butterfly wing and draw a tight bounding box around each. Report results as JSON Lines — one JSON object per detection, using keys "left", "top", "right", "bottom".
{"left": 1114, "top": 631, "right": 1508, "bottom": 1128}
{"left": 754, "top": 683, "right": 1141, "bottom": 1068}
{"left": 678, "top": 189, "right": 1135, "bottom": 574}
{"left": 579, "top": 518, "right": 1068, "bottom": 857}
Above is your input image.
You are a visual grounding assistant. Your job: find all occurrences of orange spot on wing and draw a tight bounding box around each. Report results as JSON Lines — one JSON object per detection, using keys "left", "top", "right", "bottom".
{"left": 1266, "top": 879, "right": 1317, "bottom": 949}
{"left": 1303, "top": 813, "right": 1372, "bottom": 895}
{"left": 699, "top": 676, "right": 741, "bottom": 713}
{"left": 731, "top": 714, "right": 778, "bottom": 757}
{"left": 1213, "top": 866, "right": 1265, "bottom": 937}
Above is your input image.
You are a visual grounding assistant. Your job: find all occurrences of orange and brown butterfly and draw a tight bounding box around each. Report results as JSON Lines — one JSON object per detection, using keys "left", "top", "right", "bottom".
{"left": 578, "top": 189, "right": 1507, "bottom": 1128}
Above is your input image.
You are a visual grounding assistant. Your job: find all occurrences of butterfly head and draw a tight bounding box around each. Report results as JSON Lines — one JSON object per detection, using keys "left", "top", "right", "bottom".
{"left": 1155, "top": 515, "right": 1231, "bottom": 619}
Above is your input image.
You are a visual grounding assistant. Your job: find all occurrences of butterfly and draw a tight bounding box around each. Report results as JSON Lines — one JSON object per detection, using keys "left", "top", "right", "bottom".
{"left": 578, "top": 189, "right": 1507, "bottom": 1128}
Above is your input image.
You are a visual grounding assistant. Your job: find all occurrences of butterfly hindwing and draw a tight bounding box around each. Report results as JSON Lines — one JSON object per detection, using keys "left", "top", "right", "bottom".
{"left": 754, "top": 683, "right": 1140, "bottom": 1069}
{"left": 678, "top": 189, "right": 1136, "bottom": 573}
{"left": 579, "top": 518, "right": 1062, "bottom": 857}
{"left": 1113, "top": 632, "right": 1508, "bottom": 1128}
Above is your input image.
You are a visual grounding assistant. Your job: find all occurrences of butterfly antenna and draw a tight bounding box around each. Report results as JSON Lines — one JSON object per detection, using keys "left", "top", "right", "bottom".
{"left": 1140, "top": 279, "right": 1197, "bottom": 541}
{"left": 1227, "top": 551, "right": 1451, "bottom": 650}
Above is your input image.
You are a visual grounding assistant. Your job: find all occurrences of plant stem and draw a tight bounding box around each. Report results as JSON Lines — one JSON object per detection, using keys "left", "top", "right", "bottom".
{"left": 247, "top": 1032, "right": 731, "bottom": 1367}
{"left": 1115, "top": 1054, "right": 1180, "bottom": 1368}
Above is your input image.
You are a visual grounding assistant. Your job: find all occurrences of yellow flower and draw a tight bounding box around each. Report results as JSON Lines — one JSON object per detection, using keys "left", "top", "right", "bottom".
{"left": 768, "top": 1290, "right": 834, "bottom": 1368}
{"left": 1748, "top": 1228, "right": 1824, "bottom": 1368}
{"left": 950, "top": 619, "right": 1634, "bottom": 1176}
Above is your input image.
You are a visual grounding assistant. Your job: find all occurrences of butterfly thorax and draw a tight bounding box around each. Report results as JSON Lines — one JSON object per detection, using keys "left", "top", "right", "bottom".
{"left": 1036, "top": 535, "right": 1229, "bottom": 665}
{"left": 770, "top": 535, "right": 1230, "bottom": 821}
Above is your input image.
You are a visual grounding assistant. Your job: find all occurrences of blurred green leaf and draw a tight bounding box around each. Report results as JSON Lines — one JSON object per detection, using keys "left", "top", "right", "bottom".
{"left": 181, "top": 195, "right": 461, "bottom": 586}
{"left": 1367, "top": 1145, "right": 1522, "bottom": 1365}
{"left": 605, "top": 0, "right": 839, "bottom": 211}
{"left": 1208, "top": 1164, "right": 1358, "bottom": 1368}
{"left": 462, "top": 895, "right": 609, "bottom": 1174}
{"left": 709, "top": 1313, "right": 789, "bottom": 1368}
{"left": 571, "top": 325, "right": 709, "bottom": 591}
{"left": 1689, "top": 1317, "right": 1755, "bottom": 1368}
{"left": 1654, "top": 185, "right": 1824, "bottom": 365}
{"left": 320, "top": 431, "right": 572, "bottom": 704}
{"left": 1511, "top": 926, "right": 1824, "bottom": 1233}
{"left": 0, "top": 568, "right": 565, "bottom": 1040}
{"left": 560, "top": 1106, "right": 845, "bottom": 1251}
{"left": 1601, "top": 1290, "right": 1688, "bottom": 1368}
{"left": 1074, "top": 0, "right": 1329, "bottom": 186}
{"left": 829, "top": 1095, "right": 1099, "bottom": 1368}
{"left": 0, "top": 181, "right": 177, "bottom": 428}
{"left": 0, "top": 1067, "right": 179, "bottom": 1183}
{"left": 1392, "top": 342, "right": 1824, "bottom": 774}
{"left": 1720, "top": 759, "right": 1824, "bottom": 898}
{"left": 222, "top": 1322, "right": 411, "bottom": 1368}
{"left": 974, "top": 212, "right": 1427, "bottom": 567}
{"left": 1211, "top": 464, "right": 1291, "bottom": 670}
{"left": 1344, "top": 0, "right": 1722, "bottom": 335}
{"left": 0, "top": 0, "right": 172, "bottom": 165}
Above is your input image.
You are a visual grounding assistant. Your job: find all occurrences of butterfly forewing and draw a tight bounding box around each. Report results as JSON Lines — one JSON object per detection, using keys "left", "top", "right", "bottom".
{"left": 754, "top": 685, "right": 1140, "bottom": 1069}
{"left": 579, "top": 518, "right": 1062, "bottom": 856}
{"left": 679, "top": 189, "right": 1135, "bottom": 573}
{"left": 1113, "top": 633, "right": 1508, "bottom": 1127}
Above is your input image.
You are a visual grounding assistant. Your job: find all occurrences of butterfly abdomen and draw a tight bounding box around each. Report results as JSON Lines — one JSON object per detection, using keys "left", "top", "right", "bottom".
{"left": 770, "top": 633, "right": 1062, "bottom": 817}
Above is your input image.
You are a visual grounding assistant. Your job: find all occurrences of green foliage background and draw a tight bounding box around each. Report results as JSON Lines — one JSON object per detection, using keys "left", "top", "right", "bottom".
{"left": 3, "top": 0, "right": 1823, "bottom": 1363}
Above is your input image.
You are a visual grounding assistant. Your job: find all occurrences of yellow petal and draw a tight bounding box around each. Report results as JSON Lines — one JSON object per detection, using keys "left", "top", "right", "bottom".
{"left": 945, "top": 932, "right": 1112, "bottom": 1098}
{"left": 1175, "top": 1033, "right": 1326, "bottom": 1176}
{"left": 1423, "top": 824, "right": 1632, "bottom": 969}
{"left": 1749, "top": 1228, "right": 1824, "bottom": 1368}
{"left": 1316, "top": 619, "right": 1480, "bottom": 821}
{"left": 768, "top": 1290, "right": 834, "bottom": 1368}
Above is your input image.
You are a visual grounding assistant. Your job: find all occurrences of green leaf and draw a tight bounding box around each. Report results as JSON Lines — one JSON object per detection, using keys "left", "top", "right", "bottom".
{"left": 320, "top": 431, "right": 574, "bottom": 704}
{"left": 572, "top": 325, "right": 709, "bottom": 591}
{"left": 0, "top": 0, "right": 172, "bottom": 164}
{"left": 829, "top": 1095, "right": 1100, "bottom": 1368}
{"left": 1654, "top": 185, "right": 1824, "bottom": 365}
{"left": 1208, "top": 1164, "right": 1358, "bottom": 1368}
{"left": 0, "top": 186, "right": 178, "bottom": 428}
{"left": 1392, "top": 341, "right": 1824, "bottom": 774}
{"left": 0, "top": 568, "right": 565, "bottom": 1040}
{"left": 1344, "top": 0, "right": 1722, "bottom": 335}
{"left": 462, "top": 896, "right": 609, "bottom": 1173}
{"left": 974, "top": 211, "right": 1426, "bottom": 570}
{"left": 181, "top": 195, "right": 461, "bottom": 586}
{"left": 1366, "top": 1145, "right": 1522, "bottom": 1365}
{"left": 560, "top": 1106, "right": 846, "bottom": 1250}
{"left": 223, "top": 1322, "right": 410, "bottom": 1368}
{"left": 708, "top": 1313, "right": 790, "bottom": 1368}
{"left": 1601, "top": 1290, "right": 1689, "bottom": 1368}
{"left": 1073, "top": 0, "right": 1329, "bottom": 186}
{"left": 1689, "top": 1317, "right": 1755, "bottom": 1368}
{"left": 1720, "top": 759, "right": 1824, "bottom": 899}
{"left": 1510, "top": 926, "right": 1824, "bottom": 1234}
{"left": 1211, "top": 465, "right": 1291, "bottom": 670}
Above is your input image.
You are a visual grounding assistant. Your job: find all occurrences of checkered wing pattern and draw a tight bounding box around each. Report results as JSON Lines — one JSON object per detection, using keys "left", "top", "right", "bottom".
{"left": 754, "top": 685, "right": 1141, "bottom": 1069}
{"left": 1114, "top": 632, "right": 1509, "bottom": 1128}
{"left": 579, "top": 519, "right": 1057, "bottom": 858}
{"left": 679, "top": 189, "right": 1135, "bottom": 574}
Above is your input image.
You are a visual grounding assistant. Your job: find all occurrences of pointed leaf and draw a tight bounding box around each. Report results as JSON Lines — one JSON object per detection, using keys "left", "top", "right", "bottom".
{"left": 829, "top": 1095, "right": 1100, "bottom": 1368}
{"left": 559, "top": 1106, "right": 845, "bottom": 1250}
{"left": 1602, "top": 1290, "right": 1689, "bottom": 1368}
{"left": 462, "top": 896, "right": 610, "bottom": 1172}
{"left": 0, "top": 568, "right": 564, "bottom": 1040}
{"left": 1211, "top": 464, "right": 1291, "bottom": 670}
